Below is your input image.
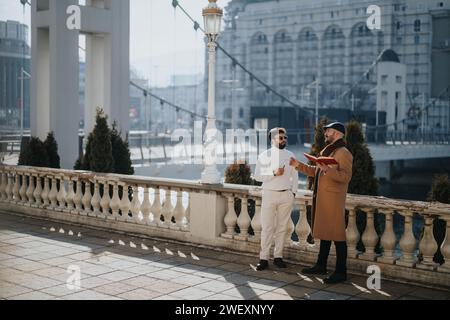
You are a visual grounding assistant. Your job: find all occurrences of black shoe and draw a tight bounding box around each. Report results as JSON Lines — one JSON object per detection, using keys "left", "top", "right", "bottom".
{"left": 323, "top": 272, "right": 347, "bottom": 284}
{"left": 256, "top": 260, "right": 269, "bottom": 271}
{"left": 301, "top": 265, "right": 327, "bottom": 275}
{"left": 273, "top": 258, "right": 287, "bottom": 269}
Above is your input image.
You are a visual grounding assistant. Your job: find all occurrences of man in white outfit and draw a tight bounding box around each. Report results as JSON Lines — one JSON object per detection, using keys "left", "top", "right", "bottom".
{"left": 254, "top": 128, "right": 299, "bottom": 271}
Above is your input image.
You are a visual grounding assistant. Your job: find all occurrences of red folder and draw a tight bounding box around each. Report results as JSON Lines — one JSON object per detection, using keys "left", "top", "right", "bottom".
{"left": 304, "top": 153, "right": 338, "bottom": 166}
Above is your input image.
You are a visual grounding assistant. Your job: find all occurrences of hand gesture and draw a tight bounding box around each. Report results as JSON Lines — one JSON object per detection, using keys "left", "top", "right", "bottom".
{"left": 290, "top": 157, "right": 300, "bottom": 168}
{"left": 274, "top": 166, "right": 285, "bottom": 177}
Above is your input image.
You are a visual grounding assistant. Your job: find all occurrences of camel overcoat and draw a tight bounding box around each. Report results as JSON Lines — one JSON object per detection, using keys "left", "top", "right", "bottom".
{"left": 296, "top": 147, "right": 353, "bottom": 241}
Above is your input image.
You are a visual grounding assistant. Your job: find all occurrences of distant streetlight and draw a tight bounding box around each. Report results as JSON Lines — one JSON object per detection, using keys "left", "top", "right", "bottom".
{"left": 18, "top": 68, "right": 31, "bottom": 144}
{"left": 201, "top": 0, "right": 223, "bottom": 184}
{"left": 306, "top": 79, "right": 321, "bottom": 126}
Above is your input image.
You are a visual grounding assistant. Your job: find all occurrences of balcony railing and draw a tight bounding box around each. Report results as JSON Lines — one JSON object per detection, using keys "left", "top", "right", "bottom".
{"left": 0, "top": 164, "right": 449, "bottom": 289}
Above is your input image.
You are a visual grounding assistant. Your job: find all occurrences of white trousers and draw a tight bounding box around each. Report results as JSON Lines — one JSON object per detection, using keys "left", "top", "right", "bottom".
{"left": 259, "top": 190, "right": 294, "bottom": 260}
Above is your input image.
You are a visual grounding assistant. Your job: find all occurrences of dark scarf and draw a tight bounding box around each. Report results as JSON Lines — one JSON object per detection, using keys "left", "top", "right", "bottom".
{"left": 311, "top": 139, "right": 347, "bottom": 231}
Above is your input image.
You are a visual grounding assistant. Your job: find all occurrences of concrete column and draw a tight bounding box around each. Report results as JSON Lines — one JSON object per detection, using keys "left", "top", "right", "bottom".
{"left": 31, "top": 0, "right": 79, "bottom": 169}
{"left": 31, "top": 0, "right": 130, "bottom": 169}
{"left": 84, "top": 0, "right": 130, "bottom": 139}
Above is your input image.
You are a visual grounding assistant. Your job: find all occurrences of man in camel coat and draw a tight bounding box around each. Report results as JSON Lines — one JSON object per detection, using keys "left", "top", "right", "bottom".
{"left": 290, "top": 122, "right": 353, "bottom": 284}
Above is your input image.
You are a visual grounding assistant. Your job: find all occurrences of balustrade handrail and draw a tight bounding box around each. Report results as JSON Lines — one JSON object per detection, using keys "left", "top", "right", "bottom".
{"left": 1, "top": 164, "right": 449, "bottom": 218}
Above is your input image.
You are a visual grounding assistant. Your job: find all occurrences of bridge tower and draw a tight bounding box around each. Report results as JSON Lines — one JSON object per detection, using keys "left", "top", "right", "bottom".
{"left": 30, "top": 0, "right": 130, "bottom": 169}
{"left": 376, "top": 49, "right": 407, "bottom": 130}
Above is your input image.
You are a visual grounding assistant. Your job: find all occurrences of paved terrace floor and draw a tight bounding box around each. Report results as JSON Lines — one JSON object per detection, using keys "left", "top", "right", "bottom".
{"left": 0, "top": 211, "right": 449, "bottom": 300}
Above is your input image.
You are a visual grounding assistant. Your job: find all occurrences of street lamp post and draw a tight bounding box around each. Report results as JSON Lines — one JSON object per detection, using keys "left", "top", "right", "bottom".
{"left": 18, "top": 67, "right": 31, "bottom": 144}
{"left": 201, "top": 0, "right": 223, "bottom": 184}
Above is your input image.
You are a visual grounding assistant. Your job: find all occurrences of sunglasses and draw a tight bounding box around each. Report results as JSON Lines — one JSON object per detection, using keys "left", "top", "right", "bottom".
{"left": 277, "top": 136, "right": 288, "bottom": 141}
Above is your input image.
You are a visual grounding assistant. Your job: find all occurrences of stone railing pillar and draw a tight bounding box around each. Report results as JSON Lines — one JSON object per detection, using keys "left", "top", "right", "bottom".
{"left": 190, "top": 190, "right": 226, "bottom": 242}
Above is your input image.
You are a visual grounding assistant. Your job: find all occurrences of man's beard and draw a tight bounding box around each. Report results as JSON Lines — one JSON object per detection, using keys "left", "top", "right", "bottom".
{"left": 278, "top": 143, "right": 287, "bottom": 150}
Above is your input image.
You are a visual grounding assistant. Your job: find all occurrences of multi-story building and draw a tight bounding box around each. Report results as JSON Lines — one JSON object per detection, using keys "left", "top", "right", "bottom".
{"left": 0, "top": 20, "right": 30, "bottom": 130}
{"left": 213, "top": 0, "right": 450, "bottom": 130}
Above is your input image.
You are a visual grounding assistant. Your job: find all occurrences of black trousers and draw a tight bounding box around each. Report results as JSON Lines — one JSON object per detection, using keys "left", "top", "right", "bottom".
{"left": 316, "top": 240, "right": 347, "bottom": 274}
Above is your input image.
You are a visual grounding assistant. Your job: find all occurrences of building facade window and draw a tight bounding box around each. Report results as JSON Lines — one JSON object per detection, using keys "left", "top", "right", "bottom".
{"left": 414, "top": 19, "right": 421, "bottom": 32}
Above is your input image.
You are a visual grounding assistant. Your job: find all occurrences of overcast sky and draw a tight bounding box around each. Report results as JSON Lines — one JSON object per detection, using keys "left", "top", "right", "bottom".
{"left": 0, "top": 0, "right": 232, "bottom": 87}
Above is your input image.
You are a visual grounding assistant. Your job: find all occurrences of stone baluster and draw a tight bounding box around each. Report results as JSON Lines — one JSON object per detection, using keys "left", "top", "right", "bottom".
{"left": 66, "top": 177, "right": 75, "bottom": 212}
{"left": 73, "top": 177, "right": 83, "bottom": 214}
{"left": 285, "top": 207, "right": 295, "bottom": 247}
{"left": 184, "top": 191, "right": 191, "bottom": 229}
{"left": 173, "top": 189, "right": 186, "bottom": 229}
{"left": 41, "top": 176, "right": 50, "bottom": 207}
{"left": 222, "top": 194, "right": 238, "bottom": 239}
{"left": 48, "top": 176, "right": 58, "bottom": 210}
{"left": 56, "top": 175, "right": 67, "bottom": 211}
{"left": 417, "top": 215, "right": 438, "bottom": 270}
{"left": 250, "top": 198, "right": 262, "bottom": 243}
{"left": 438, "top": 216, "right": 450, "bottom": 272}
{"left": 119, "top": 183, "right": 131, "bottom": 221}
{"left": 397, "top": 210, "right": 417, "bottom": 267}
{"left": 346, "top": 206, "right": 360, "bottom": 258}
{"left": 360, "top": 208, "right": 379, "bottom": 261}
{"left": 81, "top": 180, "right": 92, "bottom": 215}
{"left": 235, "top": 196, "right": 250, "bottom": 241}
{"left": 100, "top": 179, "right": 111, "bottom": 219}
{"left": 130, "top": 185, "right": 141, "bottom": 223}
{"left": 296, "top": 200, "right": 311, "bottom": 250}
{"left": 5, "top": 172, "right": 12, "bottom": 202}
{"left": 150, "top": 187, "right": 162, "bottom": 226}
{"left": 13, "top": 172, "right": 20, "bottom": 203}
{"left": 377, "top": 208, "right": 398, "bottom": 264}
{"left": 33, "top": 173, "right": 43, "bottom": 207}
{"left": 161, "top": 187, "right": 174, "bottom": 227}
{"left": 109, "top": 181, "right": 121, "bottom": 220}
{"left": 90, "top": 179, "right": 101, "bottom": 217}
{"left": 140, "top": 185, "right": 151, "bottom": 225}
{"left": 26, "top": 172, "right": 35, "bottom": 206}
{"left": 19, "top": 171, "right": 27, "bottom": 204}
{"left": 0, "top": 170, "right": 6, "bottom": 201}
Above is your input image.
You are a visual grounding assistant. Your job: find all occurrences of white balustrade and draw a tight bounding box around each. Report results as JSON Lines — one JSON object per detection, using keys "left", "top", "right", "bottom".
{"left": 235, "top": 196, "right": 250, "bottom": 241}
{"left": 250, "top": 198, "right": 262, "bottom": 243}
{"left": 26, "top": 172, "right": 35, "bottom": 206}
{"left": 360, "top": 208, "right": 379, "bottom": 261}
{"left": 118, "top": 183, "right": 131, "bottom": 221}
{"left": 161, "top": 187, "right": 173, "bottom": 228}
{"left": 222, "top": 194, "right": 238, "bottom": 239}
{"left": 296, "top": 201, "right": 311, "bottom": 249}
{"left": 417, "top": 215, "right": 438, "bottom": 270}
{"left": 100, "top": 179, "right": 111, "bottom": 219}
{"left": 150, "top": 187, "right": 162, "bottom": 226}
{"left": 73, "top": 177, "right": 83, "bottom": 213}
{"left": 48, "top": 176, "right": 58, "bottom": 210}
{"left": 19, "top": 171, "right": 27, "bottom": 204}
{"left": 56, "top": 176, "right": 67, "bottom": 211}
{"left": 378, "top": 208, "right": 398, "bottom": 264}
{"left": 33, "top": 173, "right": 42, "bottom": 207}
{"left": 109, "top": 181, "right": 121, "bottom": 220}
{"left": 90, "top": 179, "right": 101, "bottom": 217}
{"left": 130, "top": 185, "right": 141, "bottom": 223}
{"left": 141, "top": 185, "right": 151, "bottom": 225}
{"left": 81, "top": 180, "right": 92, "bottom": 215}
{"left": 173, "top": 189, "right": 186, "bottom": 229}
{"left": 397, "top": 210, "right": 418, "bottom": 267}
